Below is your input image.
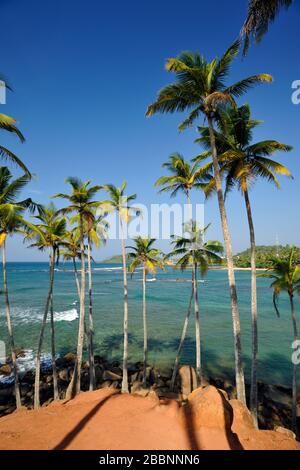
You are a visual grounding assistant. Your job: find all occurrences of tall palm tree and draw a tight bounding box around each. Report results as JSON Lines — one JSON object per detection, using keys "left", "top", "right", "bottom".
{"left": 102, "top": 182, "right": 138, "bottom": 393}
{"left": 155, "top": 152, "right": 212, "bottom": 221}
{"left": 25, "top": 203, "right": 67, "bottom": 408}
{"left": 0, "top": 167, "right": 36, "bottom": 409}
{"left": 146, "top": 40, "right": 273, "bottom": 403}
{"left": 70, "top": 212, "right": 109, "bottom": 390}
{"left": 166, "top": 222, "right": 223, "bottom": 386}
{"left": 0, "top": 79, "right": 29, "bottom": 175}
{"left": 54, "top": 178, "right": 102, "bottom": 398}
{"left": 194, "top": 103, "right": 293, "bottom": 425}
{"left": 242, "top": 0, "right": 294, "bottom": 53}
{"left": 127, "top": 237, "right": 163, "bottom": 387}
{"left": 261, "top": 248, "right": 300, "bottom": 432}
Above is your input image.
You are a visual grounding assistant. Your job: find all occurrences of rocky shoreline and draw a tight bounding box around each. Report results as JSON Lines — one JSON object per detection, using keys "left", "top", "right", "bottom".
{"left": 0, "top": 352, "right": 299, "bottom": 438}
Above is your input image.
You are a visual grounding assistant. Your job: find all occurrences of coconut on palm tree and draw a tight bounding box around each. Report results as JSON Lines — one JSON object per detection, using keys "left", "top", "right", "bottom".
{"left": 242, "top": 0, "right": 294, "bottom": 53}
{"left": 102, "top": 182, "right": 139, "bottom": 393}
{"left": 25, "top": 203, "right": 67, "bottom": 408}
{"left": 166, "top": 222, "right": 223, "bottom": 386}
{"left": 261, "top": 248, "right": 300, "bottom": 432}
{"left": 0, "top": 167, "right": 37, "bottom": 409}
{"left": 146, "top": 40, "right": 273, "bottom": 403}
{"left": 54, "top": 178, "right": 102, "bottom": 398}
{"left": 127, "top": 237, "right": 163, "bottom": 387}
{"left": 194, "top": 103, "right": 293, "bottom": 425}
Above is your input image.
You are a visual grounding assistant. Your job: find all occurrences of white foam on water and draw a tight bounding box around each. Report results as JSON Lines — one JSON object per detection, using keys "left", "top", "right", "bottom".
{"left": 0, "top": 307, "right": 78, "bottom": 325}
{"left": 54, "top": 308, "right": 78, "bottom": 322}
{"left": 0, "top": 349, "right": 53, "bottom": 385}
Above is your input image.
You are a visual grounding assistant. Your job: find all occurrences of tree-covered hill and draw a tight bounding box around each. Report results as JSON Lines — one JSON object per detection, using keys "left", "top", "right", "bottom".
{"left": 234, "top": 245, "right": 300, "bottom": 268}
{"left": 102, "top": 254, "right": 131, "bottom": 264}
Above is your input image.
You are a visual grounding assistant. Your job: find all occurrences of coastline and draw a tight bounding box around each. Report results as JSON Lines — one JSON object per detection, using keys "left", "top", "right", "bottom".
{"left": 0, "top": 354, "right": 298, "bottom": 437}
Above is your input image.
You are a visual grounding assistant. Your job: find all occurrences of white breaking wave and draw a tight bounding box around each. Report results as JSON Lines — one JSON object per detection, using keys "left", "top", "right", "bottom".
{"left": 54, "top": 308, "right": 78, "bottom": 322}
{"left": 0, "top": 349, "right": 53, "bottom": 385}
{"left": 0, "top": 307, "right": 78, "bottom": 325}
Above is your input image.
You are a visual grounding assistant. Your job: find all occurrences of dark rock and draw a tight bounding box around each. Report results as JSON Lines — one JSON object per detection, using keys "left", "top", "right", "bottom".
{"left": 98, "top": 380, "right": 112, "bottom": 389}
{"left": 102, "top": 370, "right": 122, "bottom": 381}
{"left": 0, "top": 364, "right": 12, "bottom": 376}
{"left": 63, "top": 352, "right": 76, "bottom": 364}
{"left": 58, "top": 369, "right": 69, "bottom": 382}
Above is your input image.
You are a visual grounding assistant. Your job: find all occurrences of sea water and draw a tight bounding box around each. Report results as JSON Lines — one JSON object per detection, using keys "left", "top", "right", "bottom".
{"left": 0, "top": 262, "right": 298, "bottom": 387}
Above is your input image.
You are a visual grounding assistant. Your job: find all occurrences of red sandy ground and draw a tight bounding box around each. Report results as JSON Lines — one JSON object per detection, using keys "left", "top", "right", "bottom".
{"left": 0, "top": 388, "right": 299, "bottom": 450}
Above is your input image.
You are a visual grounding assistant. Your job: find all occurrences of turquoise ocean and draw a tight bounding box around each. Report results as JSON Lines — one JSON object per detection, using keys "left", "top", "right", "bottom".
{"left": 0, "top": 262, "right": 299, "bottom": 387}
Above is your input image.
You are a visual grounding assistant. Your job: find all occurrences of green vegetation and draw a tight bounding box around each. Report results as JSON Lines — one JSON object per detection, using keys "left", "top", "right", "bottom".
{"left": 234, "top": 245, "right": 300, "bottom": 268}
{"left": 102, "top": 254, "right": 131, "bottom": 264}
{"left": 261, "top": 248, "right": 300, "bottom": 432}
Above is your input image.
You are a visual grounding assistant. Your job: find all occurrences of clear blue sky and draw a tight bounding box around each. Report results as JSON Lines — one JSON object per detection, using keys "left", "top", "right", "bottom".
{"left": 1, "top": 0, "right": 299, "bottom": 261}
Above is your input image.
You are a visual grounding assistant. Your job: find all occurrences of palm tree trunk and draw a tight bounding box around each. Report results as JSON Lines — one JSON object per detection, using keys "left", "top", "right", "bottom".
{"left": 75, "top": 212, "right": 86, "bottom": 395}
{"left": 66, "top": 215, "right": 86, "bottom": 400}
{"left": 193, "top": 262, "right": 202, "bottom": 386}
{"left": 2, "top": 238, "right": 21, "bottom": 409}
{"left": 207, "top": 114, "right": 246, "bottom": 404}
{"left": 142, "top": 267, "right": 148, "bottom": 388}
{"left": 186, "top": 190, "right": 192, "bottom": 224}
{"left": 289, "top": 293, "right": 298, "bottom": 432}
{"left": 120, "top": 217, "right": 129, "bottom": 393}
{"left": 244, "top": 189, "right": 258, "bottom": 427}
{"left": 72, "top": 257, "right": 81, "bottom": 298}
{"left": 50, "top": 278, "right": 58, "bottom": 401}
{"left": 87, "top": 234, "right": 95, "bottom": 391}
{"left": 34, "top": 248, "right": 54, "bottom": 409}
{"left": 170, "top": 287, "right": 194, "bottom": 391}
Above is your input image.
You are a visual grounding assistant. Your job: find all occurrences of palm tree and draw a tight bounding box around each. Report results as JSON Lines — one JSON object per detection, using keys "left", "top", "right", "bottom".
{"left": 53, "top": 178, "right": 102, "bottom": 398}
{"left": 127, "top": 237, "right": 163, "bottom": 387}
{"left": 102, "top": 182, "right": 138, "bottom": 393}
{"left": 146, "top": 40, "right": 273, "bottom": 403}
{"left": 194, "top": 103, "right": 293, "bottom": 425}
{"left": 69, "top": 212, "right": 109, "bottom": 390}
{"left": 0, "top": 167, "right": 36, "bottom": 409}
{"left": 155, "top": 152, "right": 212, "bottom": 221}
{"left": 242, "top": 0, "right": 294, "bottom": 53}
{"left": 261, "top": 248, "right": 300, "bottom": 432}
{"left": 167, "top": 222, "right": 223, "bottom": 386}
{"left": 0, "top": 80, "right": 29, "bottom": 175}
{"left": 25, "top": 203, "right": 67, "bottom": 408}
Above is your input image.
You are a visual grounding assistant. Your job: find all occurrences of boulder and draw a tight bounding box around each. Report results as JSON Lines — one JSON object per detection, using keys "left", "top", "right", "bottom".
{"left": 97, "top": 380, "right": 112, "bottom": 389}
{"left": 230, "top": 399, "right": 255, "bottom": 434}
{"left": 15, "top": 349, "right": 26, "bottom": 358}
{"left": 102, "top": 370, "right": 122, "bottom": 381}
{"left": 178, "top": 365, "right": 197, "bottom": 399}
{"left": 58, "top": 369, "right": 69, "bottom": 382}
{"left": 108, "top": 366, "right": 123, "bottom": 376}
{"left": 0, "top": 364, "right": 12, "bottom": 376}
{"left": 63, "top": 352, "right": 76, "bottom": 364}
{"left": 94, "top": 365, "right": 103, "bottom": 382}
{"left": 131, "top": 381, "right": 150, "bottom": 397}
{"left": 187, "top": 385, "right": 233, "bottom": 431}
{"left": 274, "top": 426, "right": 296, "bottom": 440}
